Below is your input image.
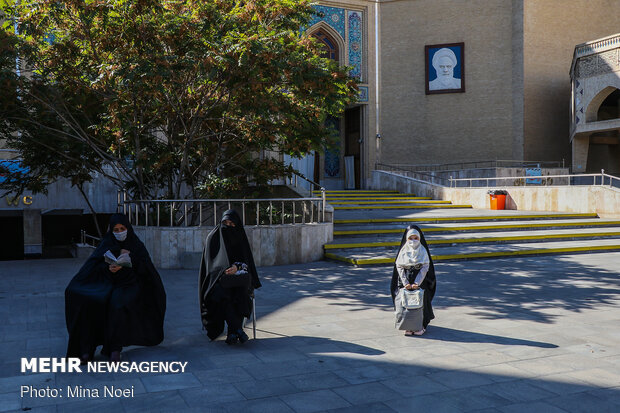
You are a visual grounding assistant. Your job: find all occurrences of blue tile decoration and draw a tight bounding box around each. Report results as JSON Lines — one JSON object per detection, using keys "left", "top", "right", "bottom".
{"left": 324, "top": 148, "right": 340, "bottom": 178}
{"left": 574, "top": 81, "right": 584, "bottom": 125}
{"left": 324, "top": 117, "right": 341, "bottom": 178}
{"left": 309, "top": 5, "right": 346, "bottom": 39}
{"left": 358, "top": 86, "right": 369, "bottom": 102}
{"left": 348, "top": 10, "right": 363, "bottom": 80}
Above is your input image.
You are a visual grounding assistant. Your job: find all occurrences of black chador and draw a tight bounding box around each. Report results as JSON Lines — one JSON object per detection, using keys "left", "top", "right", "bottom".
{"left": 390, "top": 224, "right": 437, "bottom": 329}
{"left": 65, "top": 214, "right": 166, "bottom": 360}
{"left": 199, "top": 209, "right": 261, "bottom": 344}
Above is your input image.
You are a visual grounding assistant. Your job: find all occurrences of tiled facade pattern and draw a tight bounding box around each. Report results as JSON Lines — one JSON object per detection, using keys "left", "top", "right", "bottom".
{"left": 307, "top": 4, "right": 367, "bottom": 182}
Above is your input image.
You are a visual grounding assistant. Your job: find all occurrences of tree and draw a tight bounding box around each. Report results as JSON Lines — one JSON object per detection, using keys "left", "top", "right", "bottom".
{"left": 0, "top": 0, "right": 358, "bottom": 201}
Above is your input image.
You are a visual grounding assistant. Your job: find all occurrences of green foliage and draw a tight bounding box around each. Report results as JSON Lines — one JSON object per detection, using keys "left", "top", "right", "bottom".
{"left": 0, "top": 0, "right": 358, "bottom": 199}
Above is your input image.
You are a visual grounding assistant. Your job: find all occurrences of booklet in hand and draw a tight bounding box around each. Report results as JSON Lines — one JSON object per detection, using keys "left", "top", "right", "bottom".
{"left": 104, "top": 250, "right": 132, "bottom": 268}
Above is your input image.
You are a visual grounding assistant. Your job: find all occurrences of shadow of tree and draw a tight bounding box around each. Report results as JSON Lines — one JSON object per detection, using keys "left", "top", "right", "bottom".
{"left": 3, "top": 256, "right": 620, "bottom": 412}
{"left": 258, "top": 253, "right": 620, "bottom": 325}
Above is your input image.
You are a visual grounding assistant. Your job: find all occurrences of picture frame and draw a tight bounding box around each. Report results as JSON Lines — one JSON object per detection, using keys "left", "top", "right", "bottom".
{"left": 425, "top": 42, "right": 465, "bottom": 95}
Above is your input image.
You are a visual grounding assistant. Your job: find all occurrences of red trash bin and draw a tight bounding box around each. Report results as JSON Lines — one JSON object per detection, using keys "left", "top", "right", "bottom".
{"left": 490, "top": 194, "right": 506, "bottom": 210}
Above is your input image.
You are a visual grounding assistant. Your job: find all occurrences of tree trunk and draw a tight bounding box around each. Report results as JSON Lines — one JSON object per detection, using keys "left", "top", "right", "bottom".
{"left": 77, "top": 183, "right": 103, "bottom": 238}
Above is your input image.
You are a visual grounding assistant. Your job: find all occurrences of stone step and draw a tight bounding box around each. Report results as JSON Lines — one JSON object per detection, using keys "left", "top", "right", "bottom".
{"left": 324, "top": 195, "right": 422, "bottom": 199}
{"left": 321, "top": 189, "right": 620, "bottom": 266}
{"left": 333, "top": 212, "right": 599, "bottom": 225}
{"left": 324, "top": 238, "right": 620, "bottom": 265}
{"left": 333, "top": 219, "right": 620, "bottom": 236}
{"left": 313, "top": 190, "right": 400, "bottom": 194}
{"left": 333, "top": 207, "right": 553, "bottom": 220}
{"left": 332, "top": 204, "right": 473, "bottom": 210}
{"left": 325, "top": 227, "right": 620, "bottom": 250}
{"left": 329, "top": 199, "right": 453, "bottom": 205}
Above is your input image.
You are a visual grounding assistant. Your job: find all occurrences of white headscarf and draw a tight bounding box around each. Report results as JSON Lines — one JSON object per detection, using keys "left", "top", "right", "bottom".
{"left": 396, "top": 228, "right": 430, "bottom": 268}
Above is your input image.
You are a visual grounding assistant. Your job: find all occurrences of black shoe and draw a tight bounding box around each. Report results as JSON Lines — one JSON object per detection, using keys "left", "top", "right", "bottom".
{"left": 225, "top": 333, "right": 239, "bottom": 345}
{"left": 80, "top": 353, "right": 90, "bottom": 366}
{"left": 80, "top": 347, "right": 95, "bottom": 365}
{"left": 237, "top": 329, "right": 249, "bottom": 343}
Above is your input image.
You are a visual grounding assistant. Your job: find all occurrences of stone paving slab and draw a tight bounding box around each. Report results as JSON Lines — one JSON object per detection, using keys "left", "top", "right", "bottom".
{"left": 0, "top": 253, "right": 620, "bottom": 412}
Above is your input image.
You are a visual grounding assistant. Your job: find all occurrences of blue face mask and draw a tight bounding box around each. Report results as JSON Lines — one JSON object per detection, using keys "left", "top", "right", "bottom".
{"left": 113, "top": 230, "right": 127, "bottom": 241}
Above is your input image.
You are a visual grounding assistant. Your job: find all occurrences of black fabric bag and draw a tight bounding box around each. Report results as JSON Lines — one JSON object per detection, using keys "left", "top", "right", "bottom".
{"left": 219, "top": 271, "right": 251, "bottom": 289}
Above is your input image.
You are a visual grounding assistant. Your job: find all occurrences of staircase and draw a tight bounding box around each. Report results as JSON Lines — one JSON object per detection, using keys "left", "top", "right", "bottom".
{"left": 317, "top": 190, "right": 620, "bottom": 265}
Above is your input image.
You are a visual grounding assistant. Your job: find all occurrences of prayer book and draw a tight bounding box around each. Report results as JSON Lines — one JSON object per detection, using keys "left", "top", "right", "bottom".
{"left": 104, "top": 250, "right": 132, "bottom": 268}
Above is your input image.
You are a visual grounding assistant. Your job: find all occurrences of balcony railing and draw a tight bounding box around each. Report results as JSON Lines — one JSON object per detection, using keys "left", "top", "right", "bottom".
{"left": 575, "top": 33, "right": 620, "bottom": 58}
{"left": 118, "top": 195, "right": 328, "bottom": 228}
{"left": 376, "top": 160, "right": 565, "bottom": 173}
{"left": 448, "top": 170, "right": 620, "bottom": 190}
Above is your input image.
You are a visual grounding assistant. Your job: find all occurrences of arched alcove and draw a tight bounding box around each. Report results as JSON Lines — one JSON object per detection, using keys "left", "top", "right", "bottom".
{"left": 596, "top": 88, "right": 620, "bottom": 121}
{"left": 313, "top": 29, "right": 339, "bottom": 61}
{"left": 585, "top": 86, "right": 620, "bottom": 122}
{"left": 307, "top": 22, "right": 345, "bottom": 65}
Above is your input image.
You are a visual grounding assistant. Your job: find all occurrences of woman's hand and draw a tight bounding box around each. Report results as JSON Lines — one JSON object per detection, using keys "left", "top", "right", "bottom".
{"left": 120, "top": 249, "right": 130, "bottom": 255}
{"left": 109, "top": 264, "right": 122, "bottom": 273}
{"left": 411, "top": 283, "right": 420, "bottom": 290}
{"left": 224, "top": 266, "right": 237, "bottom": 275}
{"left": 405, "top": 284, "right": 413, "bottom": 290}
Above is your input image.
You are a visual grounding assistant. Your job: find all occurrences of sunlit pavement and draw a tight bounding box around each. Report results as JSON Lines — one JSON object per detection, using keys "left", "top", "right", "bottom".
{"left": 1, "top": 253, "right": 620, "bottom": 412}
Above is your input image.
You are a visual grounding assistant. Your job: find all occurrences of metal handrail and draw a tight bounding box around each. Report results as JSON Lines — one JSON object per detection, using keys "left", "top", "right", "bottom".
{"left": 448, "top": 169, "right": 620, "bottom": 189}
{"left": 80, "top": 230, "right": 101, "bottom": 247}
{"left": 291, "top": 171, "right": 323, "bottom": 191}
{"left": 377, "top": 167, "right": 620, "bottom": 190}
{"left": 286, "top": 171, "right": 326, "bottom": 222}
{"left": 118, "top": 195, "right": 329, "bottom": 227}
{"left": 373, "top": 164, "right": 451, "bottom": 185}
{"left": 376, "top": 159, "right": 565, "bottom": 172}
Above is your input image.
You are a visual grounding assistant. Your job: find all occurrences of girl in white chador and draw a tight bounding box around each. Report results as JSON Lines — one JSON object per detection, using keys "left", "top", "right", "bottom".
{"left": 390, "top": 226, "right": 437, "bottom": 336}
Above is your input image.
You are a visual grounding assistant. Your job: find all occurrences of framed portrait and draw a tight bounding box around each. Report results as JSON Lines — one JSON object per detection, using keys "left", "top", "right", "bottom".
{"left": 425, "top": 42, "right": 465, "bottom": 95}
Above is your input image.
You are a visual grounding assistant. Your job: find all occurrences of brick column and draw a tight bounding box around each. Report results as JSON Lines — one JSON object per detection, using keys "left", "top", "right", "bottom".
{"left": 572, "top": 136, "right": 589, "bottom": 172}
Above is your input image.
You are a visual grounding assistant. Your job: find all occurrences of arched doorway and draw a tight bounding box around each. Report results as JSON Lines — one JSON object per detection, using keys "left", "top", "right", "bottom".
{"left": 311, "top": 29, "right": 342, "bottom": 185}
{"left": 584, "top": 87, "right": 620, "bottom": 173}
{"left": 309, "top": 27, "right": 362, "bottom": 189}
{"left": 590, "top": 89, "right": 620, "bottom": 173}
{"left": 596, "top": 89, "right": 620, "bottom": 121}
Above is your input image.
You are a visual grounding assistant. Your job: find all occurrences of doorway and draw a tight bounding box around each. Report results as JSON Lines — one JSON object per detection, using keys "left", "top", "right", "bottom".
{"left": 0, "top": 214, "right": 24, "bottom": 260}
{"left": 344, "top": 106, "right": 362, "bottom": 189}
{"left": 42, "top": 212, "right": 82, "bottom": 258}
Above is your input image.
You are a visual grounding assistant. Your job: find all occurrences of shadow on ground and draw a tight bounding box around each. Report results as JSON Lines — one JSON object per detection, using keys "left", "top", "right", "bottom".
{"left": 1, "top": 253, "right": 620, "bottom": 412}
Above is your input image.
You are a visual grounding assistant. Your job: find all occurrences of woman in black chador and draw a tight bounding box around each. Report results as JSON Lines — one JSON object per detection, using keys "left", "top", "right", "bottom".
{"left": 65, "top": 213, "right": 166, "bottom": 363}
{"left": 199, "top": 209, "right": 261, "bottom": 344}
{"left": 390, "top": 225, "right": 437, "bottom": 336}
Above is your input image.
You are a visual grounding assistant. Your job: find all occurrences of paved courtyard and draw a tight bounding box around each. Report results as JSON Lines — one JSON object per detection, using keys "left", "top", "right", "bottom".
{"left": 1, "top": 252, "right": 620, "bottom": 412}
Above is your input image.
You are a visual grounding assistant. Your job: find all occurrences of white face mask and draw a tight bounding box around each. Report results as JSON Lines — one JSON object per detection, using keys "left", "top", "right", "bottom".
{"left": 113, "top": 230, "right": 128, "bottom": 241}
{"left": 408, "top": 239, "right": 420, "bottom": 248}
